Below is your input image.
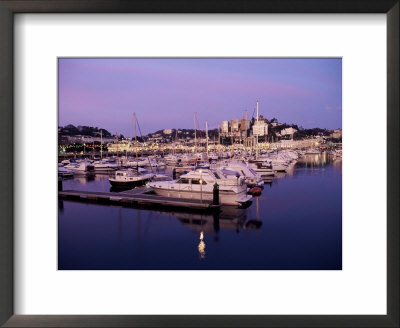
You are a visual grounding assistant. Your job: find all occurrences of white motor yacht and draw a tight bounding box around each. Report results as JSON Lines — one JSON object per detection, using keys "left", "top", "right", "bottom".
{"left": 221, "top": 162, "right": 264, "bottom": 187}
{"left": 60, "top": 159, "right": 71, "bottom": 166}
{"left": 145, "top": 157, "right": 166, "bottom": 168}
{"left": 148, "top": 168, "right": 252, "bottom": 206}
{"left": 164, "top": 154, "right": 180, "bottom": 166}
{"left": 93, "top": 159, "right": 119, "bottom": 171}
{"left": 58, "top": 166, "right": 74, "bottom": 177}
{"left": 126, "top": 158, "right": 148, "bottom": 167}
{"left": 268, "top": 160, "right": 287, "bottom": 172}
{"left": 64, "top": 161, "right": 95, "bottom": 174}
{"left": 248, "top": 162, "right": 276, "bottom": 177}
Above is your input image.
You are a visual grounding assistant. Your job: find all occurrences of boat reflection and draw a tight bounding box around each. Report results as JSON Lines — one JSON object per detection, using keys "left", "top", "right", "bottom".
{"left": 155, "top": 204, "right": 262, "bottom": 236}
{"left": 58, "top": 199, "right": 64, "bottom": 212}
{"left": 296, "top": 152, "right": 341, "bottom": 168}
{"left": 156, "top": 204, "right": 262, "bottom": 260}
{"left": 198, "top": 231, "right": 206, "bottom": 259}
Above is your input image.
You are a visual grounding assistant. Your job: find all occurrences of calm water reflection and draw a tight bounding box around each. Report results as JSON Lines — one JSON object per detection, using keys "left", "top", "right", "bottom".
{"left": 58, "top": 153, "right": 342, "bottom": 270}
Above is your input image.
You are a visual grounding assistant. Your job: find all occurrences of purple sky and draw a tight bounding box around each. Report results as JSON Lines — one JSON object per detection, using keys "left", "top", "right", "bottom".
{"left": 59, "top": 58, "right": 342, "bottom": 137}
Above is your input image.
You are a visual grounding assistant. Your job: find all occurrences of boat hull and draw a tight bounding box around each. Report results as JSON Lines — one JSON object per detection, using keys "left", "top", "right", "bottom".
{"left": 150, "top": 186, "right": 252, "bottom": 206}
{"left": 58, "top": 171, "right": 73, "bottom": 177}
{"left": 254, "top": 169, "right": 275, "bottom": 177}
{"left": 271, "top": 164, "right": 287, "bottom": 172}
{"left": 109, "top": 177, "right": 150, "bottom": 189}
{"left": 94, "top": 167, "right": 118, "bottom": 172}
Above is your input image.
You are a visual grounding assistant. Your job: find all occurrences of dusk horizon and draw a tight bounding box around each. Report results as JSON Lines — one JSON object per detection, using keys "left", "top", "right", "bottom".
{"left": 58, "top": 58, "right": 342, "bottom": 137}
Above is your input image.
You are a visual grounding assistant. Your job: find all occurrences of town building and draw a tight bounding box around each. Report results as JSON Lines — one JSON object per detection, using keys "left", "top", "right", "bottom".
{"left": 59, "top": 135, "right": 116, "bottom": 144}
{"left": 330, "top": 129, "right": 342, "bottom": 139}
{"left": 107, "top": 141, "right": 135, "bottom": 152}
{"left": 221, "top": 120, "right": 229, "bottom": 135}
{"left": 231, "top": 119, "right": 239, "bottom": 133}
{"left": 280, "top": 127, "right": 297, "bottom": 136}
{"left": 252, "top": 120, "right": 268, "bottom": 136}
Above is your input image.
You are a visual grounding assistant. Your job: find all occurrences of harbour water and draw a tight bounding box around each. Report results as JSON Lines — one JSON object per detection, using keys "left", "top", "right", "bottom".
{"left": 58, "top": 153, "right": 342, "bottom": 270}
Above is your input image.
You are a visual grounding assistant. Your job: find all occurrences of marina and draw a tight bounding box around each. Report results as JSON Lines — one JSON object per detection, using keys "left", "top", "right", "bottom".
{"left": 57, "top": 58, "right": 342, "bottom": 270}
{"left": 58, "top": 152, "right": 342, "bottom": 270}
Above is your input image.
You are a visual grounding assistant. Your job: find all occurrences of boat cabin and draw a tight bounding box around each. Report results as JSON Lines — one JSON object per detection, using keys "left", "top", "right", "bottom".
{"left": 176, "top": 177, "right": 207, "bottom": 185}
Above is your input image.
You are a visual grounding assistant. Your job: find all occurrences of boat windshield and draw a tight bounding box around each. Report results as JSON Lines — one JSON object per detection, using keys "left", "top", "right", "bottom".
{"left": 249, "top": 168, "right": 257, "bottom": 175}
{"left": 191, "top": 179, "right": 207, "bottom": 185}
{"left": 221, "top": 169, "right": 240, "bottom": 177}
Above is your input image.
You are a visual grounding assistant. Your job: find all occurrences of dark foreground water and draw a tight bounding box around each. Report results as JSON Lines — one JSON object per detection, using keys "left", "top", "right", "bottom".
{"left": 58, "top": 153, "right": 342, "bottom": 270}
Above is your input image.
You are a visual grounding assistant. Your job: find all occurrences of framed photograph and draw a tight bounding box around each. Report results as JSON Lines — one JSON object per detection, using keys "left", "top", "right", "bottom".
{"left": 0, "top": 1, "right": 398, "bottom": 327}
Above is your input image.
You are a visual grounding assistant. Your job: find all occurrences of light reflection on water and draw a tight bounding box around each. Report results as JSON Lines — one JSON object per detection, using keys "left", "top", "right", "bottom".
{"left": 58, "top": 153, "right": 342, "bottom": 270}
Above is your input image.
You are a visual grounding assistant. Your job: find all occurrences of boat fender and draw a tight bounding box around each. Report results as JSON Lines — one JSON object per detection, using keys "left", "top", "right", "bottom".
{"left": 248, "top": 187, "right": 262, "bottom": 196}
{"left": 245, "top": 220, "right": 263, "bottom": 229}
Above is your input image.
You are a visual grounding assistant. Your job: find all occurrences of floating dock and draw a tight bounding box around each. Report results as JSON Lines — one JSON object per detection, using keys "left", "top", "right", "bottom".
{"left": 58, "top": 187, "right": 220, "bottom": 211}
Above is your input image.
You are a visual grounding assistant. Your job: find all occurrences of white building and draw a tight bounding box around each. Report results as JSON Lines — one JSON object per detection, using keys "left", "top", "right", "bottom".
{"left": 231, "top": 119, "right": 239, "bottom": 133}
{"left": 64, "top": 135, "right": 115, "bottom": 144}
{"left": 221, "top": 121, "right": 229, "bottom": 134}
{"left": 330, "top": 129, "right": 342, "bottom": 139}
{"left": 252, "top": 121, "right": 268, "bottom": 136}
{"left": 107, "top": 142, "right": 135, "bottom": 152}
{"left": 163, "top": 129, "right": 173, "bottom": 134}
{"left": 280, "top": 127, "right": 297, "bottom": 136}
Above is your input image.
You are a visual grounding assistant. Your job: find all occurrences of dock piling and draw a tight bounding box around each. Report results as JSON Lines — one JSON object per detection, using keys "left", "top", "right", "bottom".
{"left": 213, "top": 183, "right": 219, "bottom": 205}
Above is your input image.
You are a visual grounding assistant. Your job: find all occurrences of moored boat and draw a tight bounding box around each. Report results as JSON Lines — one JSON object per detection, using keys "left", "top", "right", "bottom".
{"left": 221, "top": 162, "right": 264, "bottom": 187}
{"left": 93, "top": 159, "right": 119, "bottom": 171}
{"left": 109, "top": 169, "right": 154, "bottom": 189}
{"left": 58, "top": 166, "right": 74, "bottom": 177}
{"left": 149, "top": 168, "right": 252, "bottom": 206}
{"left": 64, "top": 161, "right": 95, "bottom": 174}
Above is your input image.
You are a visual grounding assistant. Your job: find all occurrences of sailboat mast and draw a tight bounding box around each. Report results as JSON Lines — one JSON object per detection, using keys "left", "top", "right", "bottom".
{"left": 134, "top": 113, "right": 138, "bottom": 169}
{"left": 244, "top": 109, "right": 248, "bottom": 156}
{"left": 219, "top": 125, "right": 221, "bottom": 146}
{"left": 100, "top": 130, "right": 103, "bottom": 159}
{"left": 174, "top": 129, "right": 178, "bottom": 155}
{"left": 256, "top": 101, "right": 259, "bottom": 160}
{"left": 205, "top": 121, "right": 209, "bottom": 158}
{"left": 116, "top": 132, "right": 119, "bottom": 166}
{"left": 193, "top": 112, "right": 197, "bottom": 152}
{"left": 213, "top": 135, "right": 215, "bottom": 152}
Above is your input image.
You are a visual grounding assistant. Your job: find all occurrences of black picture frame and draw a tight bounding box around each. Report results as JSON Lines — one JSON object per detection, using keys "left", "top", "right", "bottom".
{"left": 0, "top": 1, "right": 398, "bottom": 327}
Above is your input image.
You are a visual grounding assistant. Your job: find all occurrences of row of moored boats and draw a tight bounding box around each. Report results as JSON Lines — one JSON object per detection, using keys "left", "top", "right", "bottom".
{"left": 59, "top": 149, "right": 318, "bottom": 206}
